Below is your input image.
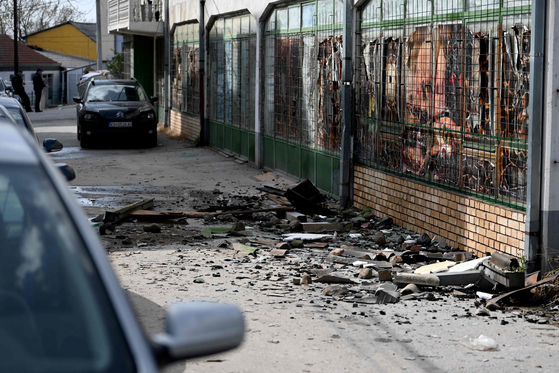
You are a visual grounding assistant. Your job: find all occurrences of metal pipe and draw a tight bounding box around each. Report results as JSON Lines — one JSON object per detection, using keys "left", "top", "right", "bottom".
{"left": 340, "top": 0, "right": 354, "bottom": 208}
{"left": 198, "top": 0, "right": 206, "bottom": 146}
{"left": 524, "top": 0, "right": 546, "bottom": 273}
{"left": 96, "top": 0, "right": 103, "bottom": 69}
{"left": 164, "top": 0, "right": 170, "bottom": 127}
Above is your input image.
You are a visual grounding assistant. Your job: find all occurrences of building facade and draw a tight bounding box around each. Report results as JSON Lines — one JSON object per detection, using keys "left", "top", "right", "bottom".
{"left": 108, "top": 0, "right": 559, "bottom": 272}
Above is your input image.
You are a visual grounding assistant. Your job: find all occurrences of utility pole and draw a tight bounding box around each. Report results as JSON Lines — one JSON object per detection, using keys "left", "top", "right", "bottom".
{"left": 198, "top": 0, "right": 205, "bottom": 145}
{"left": 13, "top": 0, "right": 18, "bottom": 76}
{"left": 164, "top": 0, "right": 170, "bottom": 127}
{"left": 96, "top": 0, "right": 103, "bottom": 70}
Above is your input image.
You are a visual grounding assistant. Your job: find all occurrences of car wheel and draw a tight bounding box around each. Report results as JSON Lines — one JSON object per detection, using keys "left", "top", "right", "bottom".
{"left": 80, "top": 133, "right": 93, "bottom": 149}
{"left": 145, "top": 133, "right": 157, "bottom": 148}
{"left": 77, "top": 125, "right": 81, "bottom": 141}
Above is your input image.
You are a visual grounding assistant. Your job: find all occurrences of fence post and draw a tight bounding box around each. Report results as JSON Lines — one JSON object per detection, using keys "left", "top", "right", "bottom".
{"left": 340, "top": 0, "right": 354, "bottom": 208}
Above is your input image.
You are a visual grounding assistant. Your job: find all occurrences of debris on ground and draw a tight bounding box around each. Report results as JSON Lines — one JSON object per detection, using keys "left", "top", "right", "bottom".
{"left": 98, "top": 178, "right": 559, "bottom": 326}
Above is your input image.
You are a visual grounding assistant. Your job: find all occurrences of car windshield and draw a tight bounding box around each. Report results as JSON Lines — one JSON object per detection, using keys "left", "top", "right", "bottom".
{"left": 5, "top": 107, "right": 26, "bottom": 130}
{"left": 0, "top": 164, "right": 136, "bottom": 373}
{"left": 87, "top": 84, "right": 147, "bottom": 102}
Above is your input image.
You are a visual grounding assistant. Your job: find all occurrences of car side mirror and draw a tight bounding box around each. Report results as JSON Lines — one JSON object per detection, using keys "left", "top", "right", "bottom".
{"left": 55, "top": 163, "right": 76, "bottom": 182}
{"left": 150, "top": 96, "right": 158, "bottom": 104}
{"left": 73, "top": 97, "right": 83, "bottom": 104}
{"left": 152, "top": 302, "right": 244, "bottom": 366}
{"left": 43, "top": 138, "right": 63, "bottom": 153}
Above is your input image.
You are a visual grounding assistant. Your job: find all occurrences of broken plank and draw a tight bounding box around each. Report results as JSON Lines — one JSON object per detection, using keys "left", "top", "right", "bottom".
{"left": 104, "top": 199, "right": 155, "bottom": 223}
{"left": 267, "top": 195, "right": 291, "bottom": 206}
{"left": 256, "top": 186, "right": 287, "bottom": 196}
{"left": 129, "top": 206, "right": 293, "bottom": 220}
{"left": 486, "top": 274, "right": 559, "bottom": 309}
{"left": 302, "top": 222, "right": 351, "bottom": 233}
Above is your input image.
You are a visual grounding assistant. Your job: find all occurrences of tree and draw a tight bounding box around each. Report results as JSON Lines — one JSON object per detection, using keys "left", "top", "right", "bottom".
{"left": 106, "top": 51, "right": 124, "bottom": 78}
{"left": 0, "top": 0, "right": 86, "bottom": 40}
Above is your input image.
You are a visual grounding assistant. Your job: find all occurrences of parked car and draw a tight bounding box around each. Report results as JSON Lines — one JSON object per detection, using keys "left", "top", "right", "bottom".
{"left": 0, "top": 122, "right": 245, "bottom": 372}
{"left": 0, "top": 97, "right": 62, "bottom": 153}
{"left": 0, "top": 79, "right": 23, "bottom": 105}
{"left": 74, "top": 79, "right": 158, "bottom": 148}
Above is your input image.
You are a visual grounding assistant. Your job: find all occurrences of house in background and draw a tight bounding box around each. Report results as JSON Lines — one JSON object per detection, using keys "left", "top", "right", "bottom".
{"left": 0, "top": 34, "right": 60, "bottom": 109}
{"left": 25, "top": 9, "right": 123, "bottom": 66}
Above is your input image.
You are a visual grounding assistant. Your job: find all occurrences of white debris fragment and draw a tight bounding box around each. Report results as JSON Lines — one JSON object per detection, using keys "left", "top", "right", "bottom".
{"left": 349, "top": 233, "right": 362, "bottom": 238}
{"left": 448, "top": 256, "right": 491, "bottom": 273}
{"left": 282, "top": 233, "right": 333, "bottom": 241}
{"left": 352, "top": 261, "right": 368, "bottom": 267}
{"left": 476, "top": 291, "right": 494, "bottom": 300}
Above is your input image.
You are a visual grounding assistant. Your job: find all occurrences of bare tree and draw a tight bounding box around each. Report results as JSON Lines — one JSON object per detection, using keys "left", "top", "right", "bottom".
{"left": 0, "top": 0, "right": 85, "bottom": 39}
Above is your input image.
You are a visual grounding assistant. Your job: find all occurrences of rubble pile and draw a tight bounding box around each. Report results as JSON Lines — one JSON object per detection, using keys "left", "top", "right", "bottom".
{"left": 97, "top": 179, "right": 559, "bottom": 325}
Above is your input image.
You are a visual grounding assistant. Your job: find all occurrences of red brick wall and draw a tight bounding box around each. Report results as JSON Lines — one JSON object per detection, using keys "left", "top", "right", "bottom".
{"left": 170, "top": 109, "right": 200, "bottom": 141}
{"left": 353, "top": 165, "right": 526, "bottom": 258}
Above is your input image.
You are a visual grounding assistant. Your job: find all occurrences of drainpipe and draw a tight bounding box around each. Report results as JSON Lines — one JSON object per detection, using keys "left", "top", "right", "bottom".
{"left": 340, "top": 0, "right": 354, "bottom": 208}
{"left": 524, "top": 0, "right": 546, "bottom": 273}
{"left": 198, "top": 0, "right": 206, "bottom": 146}
{"left": 163, "top": 0, "right": 170, "bottom": 127}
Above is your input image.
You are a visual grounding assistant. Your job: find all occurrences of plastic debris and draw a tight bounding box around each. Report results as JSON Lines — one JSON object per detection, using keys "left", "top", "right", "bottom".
{"left": 460, "top": 335, "right": 498, "bottom": 351}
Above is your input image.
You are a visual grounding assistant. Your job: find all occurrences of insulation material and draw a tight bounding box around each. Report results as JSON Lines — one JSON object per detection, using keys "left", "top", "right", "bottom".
{"left": 317, "top": 35, "right": 344, "bottom": 150}
{"left": 274, "top": 37, "right": 302, "bottom": 141}
{"left": 499, "top": 24, "right": 530, "bottom": 140}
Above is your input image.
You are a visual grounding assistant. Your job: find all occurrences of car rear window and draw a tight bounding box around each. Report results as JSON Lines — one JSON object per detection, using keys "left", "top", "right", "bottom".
{"left": 0, "top": 164, "right": 136, "bottom": 373}
{"left": 87, "top": 84, "right": 147, "bottom": 102}
{"left": 5, "top": 107, "right": 26, "bottom": 130}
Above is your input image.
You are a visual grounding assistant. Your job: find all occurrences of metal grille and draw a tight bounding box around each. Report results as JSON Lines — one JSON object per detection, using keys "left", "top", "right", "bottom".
{"left": 264, "top": 0, "right": 345, "bottom": 154}
{"left": 208, "top": 15, "right": 257, "bottom": 131}
{"left": 171, "top": 23, "right": 200, "bottom": 115}
{"left": 354, "top": 0, "right": 531, "bottom": 209}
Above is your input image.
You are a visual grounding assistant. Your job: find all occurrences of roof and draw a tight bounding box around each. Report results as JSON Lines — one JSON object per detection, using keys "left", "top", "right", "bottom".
{"left": 0, "top": 34, "right": 61, "bottom": 69}
{"left": 0, "top": 120, "right": 38, "bottom": 166}
{"left": 36, "top": 50, "right": 95, "bottom": 69}
{"left": 0, "top": 97, "right": 24, "bottom": 109}
{"left": 25, "top": 21, "right": 97, "bottom": 42}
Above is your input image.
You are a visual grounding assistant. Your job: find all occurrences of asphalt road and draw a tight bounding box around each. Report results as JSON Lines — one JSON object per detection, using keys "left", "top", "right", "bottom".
{"left": 33, "top": 106, "right": 559, "bottom": 373}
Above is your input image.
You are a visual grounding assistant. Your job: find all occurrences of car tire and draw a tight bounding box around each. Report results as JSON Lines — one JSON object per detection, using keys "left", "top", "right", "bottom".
{"left": 77, "top": 125, "right": 81, "bottom": 141}
{"left": 80, "top": 133, "right": 93, "bottom": 149}
{"left": 145, "top": 133, "right": 157, "bottom": 148}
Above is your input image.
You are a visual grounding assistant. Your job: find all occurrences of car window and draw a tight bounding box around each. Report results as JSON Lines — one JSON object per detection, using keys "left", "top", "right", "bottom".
{"left": 0, "top": 164, "right": 136, "bottom": 373}
{"left": 87, "top": 84, "right": 147, "bottom": 102}
{"left": 5, "top": 107, "right": 27, "bottom": 130}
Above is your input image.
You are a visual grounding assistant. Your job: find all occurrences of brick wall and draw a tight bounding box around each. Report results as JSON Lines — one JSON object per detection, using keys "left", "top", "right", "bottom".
{"left": 353, "top": 165, "right": 526, "bottom": 258}
{"left": 170, "top": 109, "right": 200, "bottom": 141}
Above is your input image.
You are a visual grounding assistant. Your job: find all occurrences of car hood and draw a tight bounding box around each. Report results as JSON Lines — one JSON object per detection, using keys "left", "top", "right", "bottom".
{"left": 85, "top": 102, "right": 153, "bottom": 119}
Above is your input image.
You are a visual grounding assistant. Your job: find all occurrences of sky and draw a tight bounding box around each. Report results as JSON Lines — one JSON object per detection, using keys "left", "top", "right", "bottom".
{"left": 74, "top": 0, "right": 97, "bottom": 22}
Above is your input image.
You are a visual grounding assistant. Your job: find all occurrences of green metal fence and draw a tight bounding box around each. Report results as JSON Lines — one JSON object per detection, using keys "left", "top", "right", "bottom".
{"left": 354, "top": 0, "right": 531, "bottom": 210}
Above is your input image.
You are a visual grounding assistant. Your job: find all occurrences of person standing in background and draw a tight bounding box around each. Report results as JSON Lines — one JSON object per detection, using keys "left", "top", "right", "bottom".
{"left": 32, "top": 69, "right": 46, "bottom": 112}
{"left": 11, "top": 71, "right": 32, "bottom": 112}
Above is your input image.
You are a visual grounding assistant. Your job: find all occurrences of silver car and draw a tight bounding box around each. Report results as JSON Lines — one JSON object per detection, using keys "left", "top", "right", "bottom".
{"left": 0, "top": 122, "right": 244, "bottom": 372}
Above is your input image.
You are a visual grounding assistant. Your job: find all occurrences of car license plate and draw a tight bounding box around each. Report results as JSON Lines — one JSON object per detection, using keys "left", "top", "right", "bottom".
{"left": 109, "top": 122, "right": 133, "bottom": 128}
